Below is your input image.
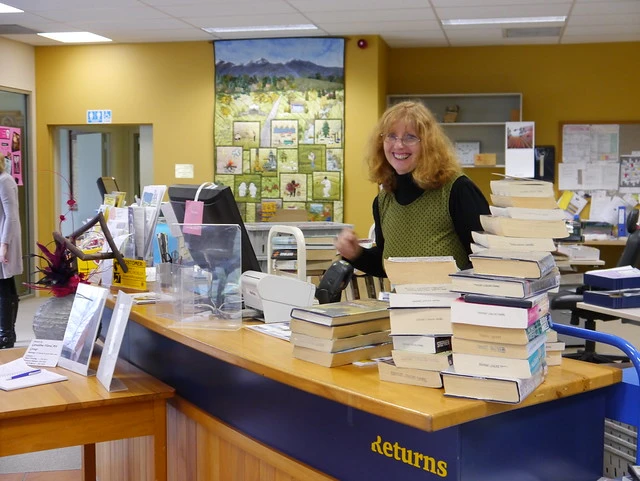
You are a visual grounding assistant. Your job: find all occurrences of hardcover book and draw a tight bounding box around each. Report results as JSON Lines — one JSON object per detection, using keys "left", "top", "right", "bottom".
{"left": 378, "top": 359, "right": 444, "bottom": 388}
{"left": 451, "top": 343, "right": 546, "bottom": 378}
{"left": 289, "top": 317, "right": 391, "bottom": 340}
{"left": 472, "top": 231, "right": 556, "bottom": 252}
{"left": 383, "top": 256, "right": 458, "bottom": 286}
{"left": 389, "top": 307, "right": 452, "bottom": 335}
{"left": 462, "top": 291, "right": 548, "bottom": 309}
{"left": 469, "top": 249, "right": 557, "bottom": 279}
{"left": 290, "top": 330, "right": 391, "bottom": 353}
{"left": 449, "top": 268, "right": 560, "bottom": 298}
{"left": 442, "top": 365, "right": 546, "bottom": 404}
{"left": 451, "top": 333, "right": 546, "bottom": 359}
{"left": 480, "top": 215, "right": 569, "bottom": 239}
{"left": 583, "top": 266, "right": 640, "bottom": 290}
{"left": 391, "top": 334, "right": 452, "bottom": 354}
{"left": 391, "top": 349, "right": 453, "bottom": 371}
{"left": 450, "top": 296, "right": 550, "bottom": 329}
{"left": 290, "top": 299, "right": 389, "bottom": 326}
{"left": 451, "top": 315, "right": 550, "bottom": 345}
{"left": 292, "top": 342, "right": 392, "bottom": 367}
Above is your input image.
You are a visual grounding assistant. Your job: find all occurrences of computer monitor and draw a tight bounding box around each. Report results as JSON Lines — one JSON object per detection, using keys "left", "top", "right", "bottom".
{"left": 168, "top": 184, "right": 261, "bottom": 274}
{"left": 97, "top": 176, "right": 119, "bottom": 200}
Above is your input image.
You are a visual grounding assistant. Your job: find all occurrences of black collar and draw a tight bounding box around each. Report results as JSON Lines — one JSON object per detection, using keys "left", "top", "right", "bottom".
{"left": 394, "top": 173, "right": 424, "bottom": 205}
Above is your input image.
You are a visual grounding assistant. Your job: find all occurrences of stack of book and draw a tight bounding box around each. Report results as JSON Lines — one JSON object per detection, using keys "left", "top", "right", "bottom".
{"left": 376, "top": 257, "right": 459, "bottom": 388}
{"left": 471, "top": 178, "right": 567, "bottom": 254}
{"left": 379, "top": 289, "right": 459, "bottom": 388}
{"left": 443, "top": 293, "right": 551, "bottom": 403}
{"left": 271, "top": 234, "right": 340, "bottom": 272}
{"left": 289, "top": 298, "right": 392, "bottom": 367}
{"left": 441, "top": 178, "right": 566, "bottom": 403}
{"left": 545, "top": 328, "right": 564, "bottom": 366}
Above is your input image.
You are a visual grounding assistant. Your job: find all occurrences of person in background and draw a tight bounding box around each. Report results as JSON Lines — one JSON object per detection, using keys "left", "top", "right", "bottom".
{"left": 0, "top": 160, "right": 22, "bottom": 348}
{"left": 335, "top": 101, "right": 490, "bottom": 277}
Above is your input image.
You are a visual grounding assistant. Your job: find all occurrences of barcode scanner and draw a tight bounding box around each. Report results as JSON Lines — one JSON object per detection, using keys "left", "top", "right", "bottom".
{"left": 316, "top": 260, "right": 354, "bottom": 304}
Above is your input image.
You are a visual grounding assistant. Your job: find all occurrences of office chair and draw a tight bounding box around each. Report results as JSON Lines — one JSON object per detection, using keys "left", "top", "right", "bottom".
{"left": 550, "top": 212, "right": 640, "bottom": 363}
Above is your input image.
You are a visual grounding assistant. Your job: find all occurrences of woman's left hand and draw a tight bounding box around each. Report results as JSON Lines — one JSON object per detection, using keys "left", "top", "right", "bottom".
{"left": 0, "top": 243, "right": 8, "bottom": 263}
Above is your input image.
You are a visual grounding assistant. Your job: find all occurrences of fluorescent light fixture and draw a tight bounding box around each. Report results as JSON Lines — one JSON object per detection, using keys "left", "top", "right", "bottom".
{"left": 203, "top": 24, "right": 317, "bottom": 34}
{"left": 0, "top": 3, "right": 23, "bottom": 13}
{"left": 442, "top": 16, "right": 566, "bottom": 26}
{"left": 37, "top": 32, "right": 112, "bottom": 43}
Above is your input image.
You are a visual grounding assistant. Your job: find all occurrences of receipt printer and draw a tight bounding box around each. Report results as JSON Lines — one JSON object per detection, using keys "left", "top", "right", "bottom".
{"left": 241, "top": 270, "right": 316, "bottom": 323}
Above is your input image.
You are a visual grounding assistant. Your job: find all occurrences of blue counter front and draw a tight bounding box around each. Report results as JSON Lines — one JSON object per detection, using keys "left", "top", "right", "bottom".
{"left": 103, "top": 305, "right": 621, "bottom": 481}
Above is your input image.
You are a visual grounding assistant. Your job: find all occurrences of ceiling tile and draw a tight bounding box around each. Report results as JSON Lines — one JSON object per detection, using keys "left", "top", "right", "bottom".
{"left": 189, "top": 13, "right": 314, "bottom": 28}
{"left": 306, "top": 9, "right": 436, "bottom": 24}
{"left": 318, "top": 20, "right": 441, "bottom": 34}
{"left": 435, "top": 4, "right": 571, "bottom": 19}
{"left": 154, "top": 1, "right": 298, "bottom": 17}
{"left": 289, "top": 0, "right": 429, "bottom": 11}
{"left": 572, "top": 1, "right": 640, "bottom": 15}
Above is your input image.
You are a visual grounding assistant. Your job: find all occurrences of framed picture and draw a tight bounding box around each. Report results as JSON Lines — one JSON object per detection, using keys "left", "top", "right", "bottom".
{"left": 455, "top": 141, "right": 481, "bottom": 166}
{"left": 58, "top": 284, "right": 108, "bottom": 376}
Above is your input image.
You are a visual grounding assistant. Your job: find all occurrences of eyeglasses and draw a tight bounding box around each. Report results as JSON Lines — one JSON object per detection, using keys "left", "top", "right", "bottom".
{"left": 381, "top": 133, "right": 421, "bottom": 146}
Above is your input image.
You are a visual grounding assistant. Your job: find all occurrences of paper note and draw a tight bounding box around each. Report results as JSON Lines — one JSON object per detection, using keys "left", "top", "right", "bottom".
{"left": 23, "top": 339, "right": 64, "bottom": 367}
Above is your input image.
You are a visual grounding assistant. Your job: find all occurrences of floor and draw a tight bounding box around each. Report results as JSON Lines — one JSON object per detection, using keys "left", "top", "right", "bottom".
{"left": 0, "top": 296, "right": 82, "bottom": 480}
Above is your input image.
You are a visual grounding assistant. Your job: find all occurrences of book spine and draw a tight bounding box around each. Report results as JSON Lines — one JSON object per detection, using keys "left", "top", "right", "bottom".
{"left": 516, "top": 365, "right": 546, "bottom": 400}
{"left": 451, "top": 298, "right": 549, "bottom": 328}
{"left": 524, "top": 271, "right": 560, "bottom": 296}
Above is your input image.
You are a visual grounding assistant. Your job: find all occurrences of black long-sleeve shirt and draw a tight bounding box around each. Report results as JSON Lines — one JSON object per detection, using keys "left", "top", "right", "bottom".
{"left": 349, "top": 174, "right": 490, "bottom": 277}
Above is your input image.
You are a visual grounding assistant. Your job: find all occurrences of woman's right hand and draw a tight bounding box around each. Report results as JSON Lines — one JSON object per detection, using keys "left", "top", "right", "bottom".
{"left": 334, "top": 228, "right": 362, "bottom": 261}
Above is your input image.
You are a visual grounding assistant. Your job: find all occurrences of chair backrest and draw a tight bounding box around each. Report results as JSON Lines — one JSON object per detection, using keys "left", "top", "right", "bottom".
{"left": 616, "top": 229, "right": 640, "bottom": 268}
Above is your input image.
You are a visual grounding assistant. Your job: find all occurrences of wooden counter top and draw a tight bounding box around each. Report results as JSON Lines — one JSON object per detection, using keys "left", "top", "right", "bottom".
{"left": 0, "top": 347, "right": 174, "bottom": 421}
{"left": 121, "top": 302, "right": 621, "bottom": 433}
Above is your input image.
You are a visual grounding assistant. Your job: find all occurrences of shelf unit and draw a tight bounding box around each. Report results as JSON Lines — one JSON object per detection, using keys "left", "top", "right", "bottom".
{"left": 387, "top": 93, "right": 522, "bottom": 168}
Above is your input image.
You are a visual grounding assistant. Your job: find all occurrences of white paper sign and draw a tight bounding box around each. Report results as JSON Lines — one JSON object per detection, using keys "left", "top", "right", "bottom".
{"left": 23, "top": 339, "right": 64, "bottom": 367}
{"left": 97, "top": 291, "right": 133, "bottom": 392}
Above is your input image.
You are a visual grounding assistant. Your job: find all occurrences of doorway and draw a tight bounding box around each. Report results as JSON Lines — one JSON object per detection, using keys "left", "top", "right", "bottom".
{"left": 54, "top": 125, "right": 147, "bottom": 237}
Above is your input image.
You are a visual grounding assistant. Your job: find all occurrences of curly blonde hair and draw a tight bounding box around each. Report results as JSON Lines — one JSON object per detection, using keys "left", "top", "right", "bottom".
{"left": 365, "top": 101, "right": 461, "bottom": 191}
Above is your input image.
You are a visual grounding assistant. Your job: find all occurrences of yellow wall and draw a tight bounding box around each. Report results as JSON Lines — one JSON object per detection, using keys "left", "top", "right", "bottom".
{"left": 34, "top": 40, "right": 640, "bottom": 242}
{"left": 35, "top": 37, "right": 386, "bottom": 241}
{"left": 35, "top": 42, "right": 215, "bottom": 239}
{"left": 387, "top": 42, "right": 640, "bottom": 198}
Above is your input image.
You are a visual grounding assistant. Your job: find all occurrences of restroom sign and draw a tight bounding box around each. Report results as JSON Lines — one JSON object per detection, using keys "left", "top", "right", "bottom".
{"left": 87, "top": 110, "right": 112, "bottom": 124}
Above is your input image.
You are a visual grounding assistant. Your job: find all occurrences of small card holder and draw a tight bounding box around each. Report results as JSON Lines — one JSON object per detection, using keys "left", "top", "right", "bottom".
{"left": 183, "top": 182, "right": 215, "bottom": 235}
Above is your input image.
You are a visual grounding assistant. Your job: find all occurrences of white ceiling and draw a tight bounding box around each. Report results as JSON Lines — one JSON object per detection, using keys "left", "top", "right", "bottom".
{"left": 0, "top": 0, "right": 638, "bottom": 47}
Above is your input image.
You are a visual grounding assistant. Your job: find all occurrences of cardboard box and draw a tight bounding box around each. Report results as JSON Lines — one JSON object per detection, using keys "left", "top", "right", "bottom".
{"left": 474, "top": 153, "right": 497, "bottom": 166}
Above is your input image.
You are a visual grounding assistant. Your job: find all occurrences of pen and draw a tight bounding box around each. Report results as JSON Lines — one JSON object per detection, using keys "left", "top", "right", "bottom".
{"left": 8, "top": 369, "right": 41, "bottom": 380}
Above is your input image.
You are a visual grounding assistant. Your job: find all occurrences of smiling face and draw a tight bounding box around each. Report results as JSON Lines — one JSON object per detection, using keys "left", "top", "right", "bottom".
{"left": 383, "top": 121, "right": 420, "bottom": 175}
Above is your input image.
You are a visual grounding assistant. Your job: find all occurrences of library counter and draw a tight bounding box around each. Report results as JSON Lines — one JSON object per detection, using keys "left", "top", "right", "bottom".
{"left": 106, "top": 302, "right": 623, "bottom": 481}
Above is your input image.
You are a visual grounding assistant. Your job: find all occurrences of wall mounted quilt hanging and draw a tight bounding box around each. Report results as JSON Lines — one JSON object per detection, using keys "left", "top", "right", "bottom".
{"left": 213, "top": 37, "right": 345, "bottom": 222}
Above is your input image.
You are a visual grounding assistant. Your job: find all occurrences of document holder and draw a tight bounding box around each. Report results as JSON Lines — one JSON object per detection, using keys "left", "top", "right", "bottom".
{"left": 154, "top": 224, "right": 242, "bottom": 331}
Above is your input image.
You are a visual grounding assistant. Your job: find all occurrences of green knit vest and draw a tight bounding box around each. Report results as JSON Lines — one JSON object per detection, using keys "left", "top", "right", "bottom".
{"left": 378, "top": 174, "right": 468, "bottom": 269}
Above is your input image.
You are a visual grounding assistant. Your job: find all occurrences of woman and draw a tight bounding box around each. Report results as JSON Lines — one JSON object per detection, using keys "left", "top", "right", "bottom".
{"left": 335, "top": 101, "right": 490, "bottom": 277}
{"left": 0, "top": 159, "right": 22, "bottom": 348}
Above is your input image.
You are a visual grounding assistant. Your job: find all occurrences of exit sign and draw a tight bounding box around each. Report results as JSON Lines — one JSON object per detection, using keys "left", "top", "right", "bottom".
{"left": 86, "top": 110, "right": 112, "bottom": 124}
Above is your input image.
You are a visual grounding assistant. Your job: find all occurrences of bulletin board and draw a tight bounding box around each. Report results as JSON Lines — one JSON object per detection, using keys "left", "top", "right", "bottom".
{"left": 558, "top": 121, "right": 640, "bottom": 223}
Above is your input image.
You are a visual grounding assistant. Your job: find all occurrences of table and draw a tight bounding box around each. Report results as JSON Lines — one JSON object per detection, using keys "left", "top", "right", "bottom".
{"left": 100, "top": 301, "right": 623, "bottom": 481}
{"left": 0, "top": 348, "right": 174, "bottom": 481}
{"left": 577, "top": 301, "right": 640, "bottom": 324}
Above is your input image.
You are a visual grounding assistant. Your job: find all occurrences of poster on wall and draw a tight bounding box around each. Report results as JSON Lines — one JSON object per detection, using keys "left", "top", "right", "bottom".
{"left": 505, "top": 121, "right": 535, "bottom": 178}
{"left": 0, "top": 126, "right": 22, "bottom": 186}
{"left": 213, "top": 37, "right": 345, "bottom": 223}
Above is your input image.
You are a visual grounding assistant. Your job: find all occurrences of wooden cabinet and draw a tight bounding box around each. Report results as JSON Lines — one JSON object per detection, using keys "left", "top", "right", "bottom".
{"left": 387, "top": 93, "right": 522, "bottom": 168}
